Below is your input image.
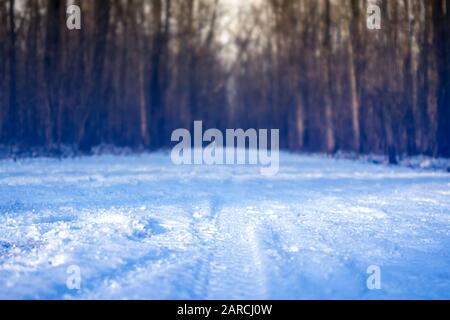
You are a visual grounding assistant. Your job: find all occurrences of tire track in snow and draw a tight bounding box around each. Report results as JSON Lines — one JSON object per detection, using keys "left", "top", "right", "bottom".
{"left": 205, "top": 206, "right": 268, "bottom": 299}
{"left": 172, "top": 198, "right": 222, "bottom": 298}
{"left": 83, "top": 200, "right": 222, "bottom": 299}
{"left": 255, "top": 202, "right": 370, "bottom": 298}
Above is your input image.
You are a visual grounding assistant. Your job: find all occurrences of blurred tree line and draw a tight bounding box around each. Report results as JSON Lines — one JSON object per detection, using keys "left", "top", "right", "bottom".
{"left": 0, "top": 0, "right": 449, "bottom": 158}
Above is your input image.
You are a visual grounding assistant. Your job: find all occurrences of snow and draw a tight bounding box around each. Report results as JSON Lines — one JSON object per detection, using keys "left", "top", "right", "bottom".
{"left": 0, "top": 152, "right": 449, "bottom": 299}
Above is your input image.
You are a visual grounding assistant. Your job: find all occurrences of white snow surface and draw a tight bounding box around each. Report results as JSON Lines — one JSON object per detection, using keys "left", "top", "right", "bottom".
{"left": 0, "top": 152, "right": 449, "bottom": 299}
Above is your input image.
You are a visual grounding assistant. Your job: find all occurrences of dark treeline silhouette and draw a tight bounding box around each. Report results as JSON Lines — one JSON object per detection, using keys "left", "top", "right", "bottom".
{"left": 0, "top": 0, "right": 449, "bottom": 158}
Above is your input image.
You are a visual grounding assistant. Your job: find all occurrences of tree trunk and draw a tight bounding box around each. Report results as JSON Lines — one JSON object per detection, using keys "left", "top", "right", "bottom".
{"left": 417, "top": 1, "right": 431, "bottom": 154}
{"left": 323, "top": 0, "right": 336, "bottom": 153}
{"left": 6, "top": 0, "right": 17, "bottom": 142}
{"left": 149, "top": 0, "right": 164, "bottom": 147}
{"left": 44, "top": 0, "right": 64, "bottom": 147}
{"left": 0, "top": 0, "right": 7, "bottom": 138}
{"left": 79, "top": 0, "right": 111, "bottom": 151}
{"left": 137, "top": 2, "right": 150, "bottom": 147}
{"left": 25, "top": 0, "right": 41, "bottom": 145}
{"left": 348, "top": 0, "right": 361, "bottom": 152}
{"left": 433, "top": 0, "right": 450, "bottom": 157}
{"left": 403, "top": 0, "right": 417, "bottom": 154}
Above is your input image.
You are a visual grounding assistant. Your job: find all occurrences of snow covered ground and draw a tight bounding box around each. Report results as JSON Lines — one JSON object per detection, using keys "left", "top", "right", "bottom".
{"left": 0, "top": 151, "right": 449, "bottom": 299}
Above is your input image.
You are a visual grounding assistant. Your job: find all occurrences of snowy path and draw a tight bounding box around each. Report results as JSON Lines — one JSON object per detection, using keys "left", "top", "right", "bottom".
{"left": 0, "top": 152, "right": 449, "bottom": 299}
